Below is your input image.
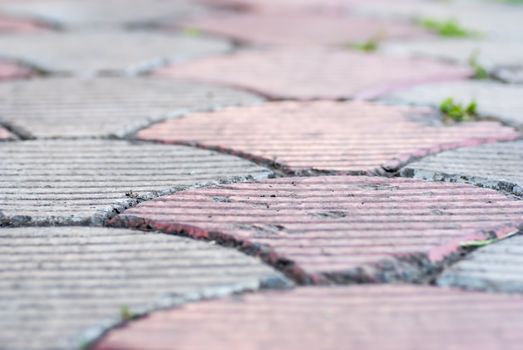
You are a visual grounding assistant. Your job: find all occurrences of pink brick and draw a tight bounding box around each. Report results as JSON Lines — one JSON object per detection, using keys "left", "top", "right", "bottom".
{"left": 0, "top": 16, "right": 47, "bottom": 33}
{"left": 0, "top": 125, "right": 14, "bottom": 140}
{"left": 112, "top": 176, "right": 523, "bottom": 283}
{"left": 137, "top": 101, "right": 518, "bottom": 174}
{"left": 95, "top": 284, "right": 523, "bottom": 350}
{"left": 0, "top": 61, "right": 33, "bottom": 80}
{"left": 157, "top": 48, "right": 471, "bottom": 100}
{"left": 181, "top": 13, "right": 427, "bottom": 46}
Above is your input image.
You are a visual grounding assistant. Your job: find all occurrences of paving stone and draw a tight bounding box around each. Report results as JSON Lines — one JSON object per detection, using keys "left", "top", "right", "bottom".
{"left": 0, "top": 31, "right": 232, "bottom": 76}
{"left": 0, "top": 226, "right": 289, "bottom": 350}
{"left": 158, "top": 48, "right": 471, "bottom": 100}
{"left": 0, "top": 0, "right": 206, "bottom": 29}
{"left": 0, "top": 16, "right": 48, "bottom": 32}
{"left": 0, "top": 77, "right": 263, "bottom": 138}
{"left": 198, "top": 0, "right": 354, "bottom": 13}
{"left": 112, "top": 176, "right": 523, "bottom": 284}
{"left": 0, "top": 139, "right": 271, "bottom": 227}
{"left": 137, "top": 101, "right": 518, "bottom": 174}
{"left": 401, "top": 141, "right": 523, "bottom": 197}
{"left": 95, "top": 284, "right": 523, "bottom": 350}
{"left": 0, "top": 125, "right": 15, "bottom": 140}
{"left": 383, "top": 80, "right": 523, "bottom": 128}
{"left": 0, "top": 60, "right": 33, "bottom": 80}
{"left": 381, "top": 39, "right": 523, "bottom": 79}
{"left": 180, "top": 13, "right": 427, "bottom": 47}
{"left": 438, "top": 234, "right": 523, "bottom": 293}
{"left": 352, "top": 0, "right": 523, "bottom": 41}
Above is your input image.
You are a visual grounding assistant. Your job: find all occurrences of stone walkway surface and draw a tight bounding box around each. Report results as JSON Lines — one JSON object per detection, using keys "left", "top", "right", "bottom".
{"left": 0, "top": 31, "right": 232, "bottom": 76}
{"left": 95, "top": 285, "right": 523, "bottom": 350}
{"left": 1, "top": 0, "right": 523, "bottom": 349}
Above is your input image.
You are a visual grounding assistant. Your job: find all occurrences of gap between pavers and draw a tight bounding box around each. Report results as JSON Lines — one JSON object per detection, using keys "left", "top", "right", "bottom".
{"left": 155, "top": 48, "right": 472, "bottom": 100}
{"left": 94, "top": 284, "right": 523, "bottom": 350}
{"left": 135, "top": 101, "right": 519, "bottom": 175}
{"left": 0, "top": 31, "right": 233, "bottom": 76}
{"left": 0, "top": 139, "right": 272, "bottom": 227}
{"left": 0, "top": 60, "right": 34, "bottom": 81}
{"left": 110, "top": 175, "right": 523, "bottom": 285}
{"left": 0, "top": 226, "right": 291, "bottom": 350}
{"left": 0, "top": 77, "right": 263, "bottom": 139}
{"left": 382, "top": 80, "right": 523, "bottom": 130}
{"left": 401, "top": 140, "right": 523, "bottom": 197}
{"left": 0, "top": 125, "right": 16, "bottom": 140}
{"left": 438, "top": 234, "right": 523, "bottom": 293}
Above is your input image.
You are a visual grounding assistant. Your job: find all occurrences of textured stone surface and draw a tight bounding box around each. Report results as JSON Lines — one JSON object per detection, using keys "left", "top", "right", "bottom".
{"left": 0, "top": 139, "right": 270, "bottom": 226}
{"left": 0, "top": 77, "right": 262, "bottom": 138}
{"left": 438, "top": 234, "right": 523, "bottom": 293}
{"left": 95, "top": 285, "right": 523, "bottom": 350}
{"left": 0, "top": 31, "right": 232, "bottom": 76}
{"left": 112, "top": 176, "right": 523, "bottom": 284}
{"left": 181, "top": 13, "right": 426, "bottom": 46}
{"left": 401, "top": 141, "right": 523, "bottom": 197}
{"left": 158, "top": 48, "right": 471, "bottom": 100}
{"left": 137, "top": 101, "right": 518, "bottom": 174}
{"left": 352, "top": 0, "right": 523, "bottom": 41}
{"left": 384, "top": 81, "right": 523, "bottom": 128}
{"left": 0, "top": 61, "right": 33, "bottom": 80}
{"left": 0, "top": 226, "right": 289, "bottom": 350}
{"left": 382, "top": 39, "right": 523, "bottom": 75}
{"left": 0, "top": 0, "right": 206, "bottom": 28}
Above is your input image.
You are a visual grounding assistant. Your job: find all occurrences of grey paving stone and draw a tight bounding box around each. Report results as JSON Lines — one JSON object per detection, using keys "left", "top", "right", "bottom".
{"left": 438, "top": 234, "right": 523, "bottom": 293}
{"left": 0, "top": 77, "right": 263, "bottom": 138}
{"left": 401, "top": 141, "right": 523, "bottom": 197}
{"left": 381, "top": 39, "right": 523, "bottom": 81}
{"left": 383, "top": 80, "right": 523, "bottom": 128}
{"left": 352, "top": 0, "right": 523, "bottom": 41}
{"left": 0, "top": 226, "right": 290, "bottom": 350}
{"left": 0, "top": 139, "right": 271, "bottom": 226}
{"left": 0, "top": 31, "right": 232, "bottom": 76}
{"left": 0, "top": 0, "right": 206, "bottom": 29}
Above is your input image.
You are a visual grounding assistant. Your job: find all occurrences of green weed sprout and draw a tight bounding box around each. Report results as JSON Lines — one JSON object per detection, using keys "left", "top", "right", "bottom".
{"left": 420, "top": 18, "right": 476, "bottom": 37}
{"left": 440, "top": 98, "right": 478, "bottom": 122}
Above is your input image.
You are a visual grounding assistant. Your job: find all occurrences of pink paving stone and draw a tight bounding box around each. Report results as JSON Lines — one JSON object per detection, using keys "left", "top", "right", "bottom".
{"left": 156, "top": 48, "right": 472, "bottom": 100}
{"left": 136, "top": 101, "right": 518, "bottom": 174}
{"left": 0, "top": 61, "right": 33, "bottom": 80}
{"left": 180, "top": 13, "right": 427, "bottom": 46}
{"left": 0, "top": 16, "right": 47, "bottom": 32}
{"left": 111, "top": 176, "right": 523, "bottom": 284}
{"left": 0, "top": 125, "right": 14, "bottom": 140}
{"left": 95, "top": 284, "right": 523, "bottom": 350}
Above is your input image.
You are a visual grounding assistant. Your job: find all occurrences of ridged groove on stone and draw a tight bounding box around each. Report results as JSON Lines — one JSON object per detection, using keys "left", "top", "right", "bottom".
{"left": 401, "top": 141, "right": 523, "bottom": 197}
{"left": 438, "top": 234, "right": 523, "bottom": 293}
{"left": 0, "top": 139, "right": 271, "bottom": 226}
{"left": 0, "top": 77, "right": 263, "bottom": 138}
{"left": 0, "top": 0, "right": 207, "bottom": 28}
{"left": 112, "top": 176, "right": 523, "bottom": 284}
{"left": 383, "top": 80, "right": 523, "bottom": 128}
{"left": 0, "top": 227, "right": 290, "bottom": 350}
{"left": 180, "top": 13, "right": 426, "bottom": 46}
{"left": 0, "top": 31, "right": 232, "bottom": 76}
{"left": 95, "top": 284, "right": 523, "bottom": 350}
{"left": 136, "top": 101, "right": 519, "bottom": 174}
{"left": 156, "top": 48, "right": 471, "bottom": 100}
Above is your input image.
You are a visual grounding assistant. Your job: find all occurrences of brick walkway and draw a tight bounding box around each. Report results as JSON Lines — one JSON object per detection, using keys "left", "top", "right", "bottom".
{"left": 0, "top": 0, "right": 522, "bottom": 349}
